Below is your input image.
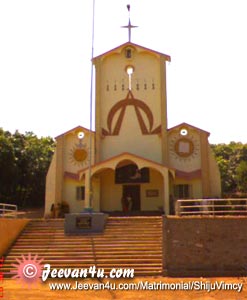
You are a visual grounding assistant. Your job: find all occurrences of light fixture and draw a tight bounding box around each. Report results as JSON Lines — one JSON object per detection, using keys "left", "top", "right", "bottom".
{"left": 126, "top": 66, "right": 134, "bottom": 75}
{"left": 180, "top": 128, "right": 188, "bottom": 136}
{"left": 77, "top": 131, "right": 85, "bottom": 140}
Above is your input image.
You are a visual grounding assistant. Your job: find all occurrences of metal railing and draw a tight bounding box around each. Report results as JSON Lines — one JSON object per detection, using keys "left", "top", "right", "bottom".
{"left": 0, "top": 203, "right": 18, "bottom": 218}
{"left": 176, "top": 198, "right": 247, "bottom": 216}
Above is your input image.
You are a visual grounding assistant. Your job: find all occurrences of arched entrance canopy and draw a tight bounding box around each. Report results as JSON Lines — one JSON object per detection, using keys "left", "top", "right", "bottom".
{"left": 78, "top": 152, "right": 175, "bottom": 179}
{"left": 78, "top": 152, "right": 175, "bottom": 214}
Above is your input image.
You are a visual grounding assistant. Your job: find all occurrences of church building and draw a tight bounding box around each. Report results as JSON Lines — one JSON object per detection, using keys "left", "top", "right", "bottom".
{"left": 45, "top": 15, "right": 221, "bottom": 217}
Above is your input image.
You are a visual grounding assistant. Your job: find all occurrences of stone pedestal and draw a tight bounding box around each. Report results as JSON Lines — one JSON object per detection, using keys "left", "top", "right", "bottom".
{"left": 64, "top": 212, "right": 108, "bottom": 234}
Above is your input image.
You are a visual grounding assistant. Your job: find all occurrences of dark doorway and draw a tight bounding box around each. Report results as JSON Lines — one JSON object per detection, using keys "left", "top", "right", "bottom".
{"left": 123, "top": 185, "right": 140, "bottom": 211}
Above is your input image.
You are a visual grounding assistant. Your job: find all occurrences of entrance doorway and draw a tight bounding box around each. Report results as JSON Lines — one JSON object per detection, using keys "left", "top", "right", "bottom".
{"left": 123, "top": 185, "right": 140, "bottom": 211}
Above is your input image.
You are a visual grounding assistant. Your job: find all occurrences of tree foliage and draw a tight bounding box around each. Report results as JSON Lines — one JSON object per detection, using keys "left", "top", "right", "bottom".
{"left": 211, "top": 142, "right": 247, "bottom": 195}
{"left": 0, "top": 128, "right": 55, "bottom": 207}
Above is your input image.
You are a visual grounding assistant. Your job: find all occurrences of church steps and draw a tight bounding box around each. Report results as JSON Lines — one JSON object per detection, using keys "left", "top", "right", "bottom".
{"left": 19, "top": 232, "right": 162, "bottom": 236}
{"left": 6, "top": 249, "right": 161, "bottom": 255}
{"left": 12, "top": 236, "right": 161, "bottom": 245}
{"left": 17, "top": 236, "right": 162, "bottom": 240}
{"left": 4, "top": 256, "right": 162, "bottom": 263}
{"left": 20, "top": 231, "right": 162, "bottom": 236}
{"left": 8, "top": 245, "right": 162, "bottom": 250}
{"left": 3, "top": 216, "right": 163, "bottom": 277}
{"left": 9, "top": 243, "right": 162, "bottom": 248}
{"left": 14, "top": 237, "right": 161, "bottom": 241}
{"left": 21, "top": 228, "right": 162, "bottom": 233}
{"left": 5, "top": 255, "right": 161, "bottom": 261}
{"left": 3, "top": 258, "right": 162, "bottom": 264}
{"left": 14, "top": 239, "right": 161, "bottom": 244}
{"left": 18, "top": 228, "right": 162, "bottom": 234}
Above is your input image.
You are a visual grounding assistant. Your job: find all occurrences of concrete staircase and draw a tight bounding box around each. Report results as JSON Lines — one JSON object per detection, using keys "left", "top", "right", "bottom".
{"left": 3, "top": 216, "right": 163, "bottom": 277}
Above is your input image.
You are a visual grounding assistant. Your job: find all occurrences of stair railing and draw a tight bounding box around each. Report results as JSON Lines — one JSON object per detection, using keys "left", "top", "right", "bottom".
{"left": 176, "top": 198, "right": 247, "bottom": 216}
{"left": 0, "top": 203, "right": 18, "bottom": 218}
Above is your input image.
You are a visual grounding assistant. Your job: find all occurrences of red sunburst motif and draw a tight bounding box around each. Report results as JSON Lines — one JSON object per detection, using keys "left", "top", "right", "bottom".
{"left": 10, "top": 253, "right": 44, "bottom": 287}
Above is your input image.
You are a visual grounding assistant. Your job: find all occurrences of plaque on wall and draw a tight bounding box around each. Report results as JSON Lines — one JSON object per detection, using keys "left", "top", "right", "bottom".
{"left": 76, "top": 216, "right": 92, "bottom": 229}
{"left": 115, "top": 164, "right": 149, "bottom": 184}
{"left": 146, "top": 189, "right": 159, "bottom": 197}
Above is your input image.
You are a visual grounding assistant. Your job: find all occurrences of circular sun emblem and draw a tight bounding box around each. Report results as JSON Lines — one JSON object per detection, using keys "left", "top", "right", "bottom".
{"left": 69, "top": 145, "right": 89, "bottom": 167}
{"left": 73, "top": 148, "right": 88, "bottom": 162}
{"left": 10, "top": 253, "right": 44, "bottom": 287}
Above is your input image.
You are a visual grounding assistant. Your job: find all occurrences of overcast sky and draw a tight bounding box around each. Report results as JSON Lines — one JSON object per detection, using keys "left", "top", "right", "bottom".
{"left": 1, "top": 0, "right": 247, "bottom": 144}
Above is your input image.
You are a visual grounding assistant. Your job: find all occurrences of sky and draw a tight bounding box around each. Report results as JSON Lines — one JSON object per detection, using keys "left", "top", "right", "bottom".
{"left": 0, "top": 0, "right": 247, "bottom": 144}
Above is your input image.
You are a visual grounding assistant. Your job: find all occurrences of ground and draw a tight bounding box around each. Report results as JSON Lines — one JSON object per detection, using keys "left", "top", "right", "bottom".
{"left": 3, "top": 277, "right": 247, "bottom": 300}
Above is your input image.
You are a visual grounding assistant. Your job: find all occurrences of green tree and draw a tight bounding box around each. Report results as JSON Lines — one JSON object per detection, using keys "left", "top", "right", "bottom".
{"left": 211, "top": 142, "right": 247, "bottom": 195}
{"left": 0, "top": 128, "right": 55, "bottom": 207}
{"left": 236, "top": 161, "right": 247, "bottom": 192}
{"left": 0, "top": 131, "right": 17, "bottom": 202}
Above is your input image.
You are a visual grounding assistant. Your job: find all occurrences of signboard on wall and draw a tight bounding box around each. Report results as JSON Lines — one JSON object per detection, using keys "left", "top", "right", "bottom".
{"left": 76, "top": 216, "right": 92, "bottom": 229}
{"left": 146, "top": 189, "right": 159, "bottom": 197}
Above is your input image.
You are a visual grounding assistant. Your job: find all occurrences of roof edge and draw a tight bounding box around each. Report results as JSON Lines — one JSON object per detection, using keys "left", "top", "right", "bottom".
{"left": 55, "top": 125, "right": 95, "bottom": 139}
{"left": 168, "top": 122, "right": 210, "bottom": 136}
{"left": 92, "top": 42, "right": 171, "bottom": 62}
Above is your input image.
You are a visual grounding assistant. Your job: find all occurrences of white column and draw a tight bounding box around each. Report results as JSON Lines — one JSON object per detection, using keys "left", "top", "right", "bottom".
{"left": 163, "top": 169, "right": 170, "bottom": 215}
{"left": 84, "top": 170, "right": 90, "bottom": 209}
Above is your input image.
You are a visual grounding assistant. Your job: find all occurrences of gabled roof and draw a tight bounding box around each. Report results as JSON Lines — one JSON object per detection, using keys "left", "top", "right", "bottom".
{"left": 168, "top": 122, "right": 210, "bottom": 136}
{"left": 55, "top": 125, "right": 94, "bottom": 140}
{"left": 92, "top": 42, "right": 171, "bottom": 62}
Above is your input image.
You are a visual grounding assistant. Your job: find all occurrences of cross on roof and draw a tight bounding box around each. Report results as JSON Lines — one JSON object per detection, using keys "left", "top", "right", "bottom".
{"left": 121, "top": 4, "right": 138, "bottom": 42}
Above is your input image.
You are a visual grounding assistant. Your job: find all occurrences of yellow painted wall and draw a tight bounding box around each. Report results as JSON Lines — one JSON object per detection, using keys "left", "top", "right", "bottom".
{"left": 100, "top": 169, "right": 122, "bottom": 211}
{"left": 141, "top": 169, "right": 164, "bottom": 211}
{"left": 100, "top": 51, "right": 161, "bottom": 127}
{"left": 173, "top": 178, "right": 203, "bottom": 199}
{"left": 63, "top": 178, "right": 85, "bottom": 213}
{"left": 168, "top": 128, "right": 201, "bottom": 172}
{"left": 44, "top": 151, "right": 57, "bottom": 217}
{"left": 92, "top": 177, "right": 100, "bottom": 211}
{"left": 168, "top": 125, "right": 221, "bottom": 199}
{"left": 95, "top": 46, "right": 166, "bottom": 164}
{"left": 208, "top": 146, "right": 222, "bottom": 197}
{"left": 64, "top": 130, "right": 95, "bottom": 172}
{"left": 45, "top": 127, "right": 95, "bottom": 216}
{"left": 101, "top": 130, "right": 162, "bottom": 162}
{"left": 192, "top": 179, "right": 203, "bottom": 199}
{"left": 200, "top": 132, "right": 210, "bottom": 197}
{"left": 62, "top": 176, "right": 101, "bottom": 214}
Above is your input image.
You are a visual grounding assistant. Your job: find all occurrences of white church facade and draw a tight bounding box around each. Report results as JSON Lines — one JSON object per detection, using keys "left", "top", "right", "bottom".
{"left": 45, "top": 40, "right": 221, "bottom": 217}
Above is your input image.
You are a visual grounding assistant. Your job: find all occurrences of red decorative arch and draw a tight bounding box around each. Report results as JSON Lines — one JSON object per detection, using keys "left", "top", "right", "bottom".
{"left": 102, "top": 91, "right": 161, "bottom": 136}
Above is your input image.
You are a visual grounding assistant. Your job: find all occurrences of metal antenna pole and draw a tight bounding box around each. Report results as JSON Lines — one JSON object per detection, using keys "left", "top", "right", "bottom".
{"left": 88, "top": 0, "right": 95, "bottom": 209}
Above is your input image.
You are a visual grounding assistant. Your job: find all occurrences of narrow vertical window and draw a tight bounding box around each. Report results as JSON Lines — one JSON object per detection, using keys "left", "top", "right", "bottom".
{"left": 76, "top": 186, "right": 85, "bottom": 201}
{"left": 125, "top": 48, "right": 132, "bottom": 58}
{"left": 174, "top": 184, "right": 191, "bottom": 199}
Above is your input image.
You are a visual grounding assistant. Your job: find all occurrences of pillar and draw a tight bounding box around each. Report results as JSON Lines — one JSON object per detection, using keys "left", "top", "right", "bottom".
{"left": 84, "top": 170, "right": 90, "bottom": 209}
{"left": 163, "top": 169, "right": 170, "bottom": 215}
